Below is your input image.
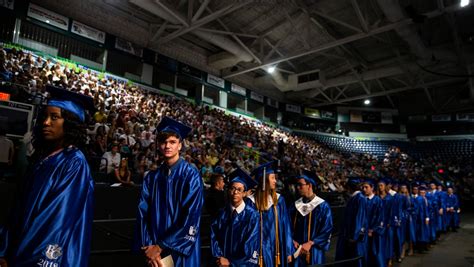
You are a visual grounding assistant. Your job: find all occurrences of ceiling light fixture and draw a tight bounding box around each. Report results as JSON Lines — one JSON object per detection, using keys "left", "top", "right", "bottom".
{"left": 460, "top": 0, "right": 470, "bottom": 7}
{"left": 267, "top": 66, "right": 276, "bottom": 74}
{"left": 364, "top": 99, "right": 371, "bottom": 105}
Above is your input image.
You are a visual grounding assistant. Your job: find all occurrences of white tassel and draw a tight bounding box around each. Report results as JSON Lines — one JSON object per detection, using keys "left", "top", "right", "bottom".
{"left": 262, "top": 167, "right": 266, "bottom": 191}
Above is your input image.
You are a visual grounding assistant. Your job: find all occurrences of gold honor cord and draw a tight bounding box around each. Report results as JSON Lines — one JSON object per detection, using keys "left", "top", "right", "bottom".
{"left": 306, "top": 211, "right": 312, "bottom": 264}
{"left": 274, "top": 205, "right": 281, "bottom": 266}
{"left": 259, "top": 211, "right": 263, "bottom": 267}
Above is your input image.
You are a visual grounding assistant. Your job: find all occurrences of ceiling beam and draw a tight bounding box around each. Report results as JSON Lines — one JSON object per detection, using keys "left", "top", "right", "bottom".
{"left": 187, "top": 0, "right": 194, "bottom": 24}
{"left": 223, "top": 19, "right": 412, "bottom": 79}
{"left": 263, "top": 38, "right": 297, "bottom": 70}
{"left": 196, "top": 27, "right": 259, "bottom": 38}
{"left": 375, "top": 79, "right": 395, "bottom": 108}
{"left": 350, "top": 0, "right": 369, "bottom": 32}
{"left": 311, "top": 78, "right": 463, "bottom": 107}
{"left": 205, "top": 6, "right": 262, "bottom": 64}
{"left": 335, "top": 85, "right": 349, "bottom": 100}
{"left": 310, "top": 10, "right": 363, "bottom": 33}
{"left": 154, "top": 0, "right": 189, "bottom": 27}
{"left": 192, "top": 0, "right": 210, "bottom": 22}
{"left": 158, "top": 2, "right": 250, "bottom": 44}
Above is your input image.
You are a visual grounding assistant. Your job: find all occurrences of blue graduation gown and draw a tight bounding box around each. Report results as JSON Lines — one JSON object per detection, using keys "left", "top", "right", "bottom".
{"left": 135, "top": 158, "right": 203, "bottom": 266}
{"left": 414, "top": 196, "right": 430, "bottom": 243}
{"left": 335, "top": 192, "right": 367, "bottom": 267}
{"left": 2, "top": 147, "right": 94, "bottom": 267}
{"left": 247, "top": 194, "right": 294, "bottom": 267}
{"left": 426, "top": 191, "right": 438, "bottom": 241}
{"left": 290, "top": 196, "right": 333, "bottom": 266}
{"left": 210, "top": 203, "right": 260, "bottom": 266}
{"left": 437, "top": 190, "right": 448, "bottom": 231}
{"left": 390, "top": 193, "right": 405, "bottom": 258}
{"left": 365, "top": 195, "right": 385, "bottom": 267}
{"left": 402, "top": 195, "right": 417, "bottom": 243}
{"left": 445, "top": 193, "right": 459, "bottom": 228}
{"left": 380, "top": 194, "right": 394, "bottom": 261}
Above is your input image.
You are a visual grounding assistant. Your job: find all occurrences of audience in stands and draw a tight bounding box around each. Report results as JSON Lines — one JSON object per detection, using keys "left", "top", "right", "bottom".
{"left": 0, "top": 46, "right": 472, "bottom": 207}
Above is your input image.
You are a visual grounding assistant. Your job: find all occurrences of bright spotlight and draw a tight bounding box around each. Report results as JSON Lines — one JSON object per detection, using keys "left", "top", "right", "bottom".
{"left": 364, "top": 99, "right": 371, "bottom": 105}
{"left": 267, "top": 66, "right": 276, "bottom": 73}
{"left": 460, "top": 0, "right": 470, "bottom": 7}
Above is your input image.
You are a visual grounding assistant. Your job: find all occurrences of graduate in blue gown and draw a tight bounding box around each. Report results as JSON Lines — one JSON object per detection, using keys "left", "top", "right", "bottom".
{"left": 445, "top": 185, "right": 460, "bottom": 231}
{"left": 247, "top": 161, "right": 294, "bottom": 267}
{"left": 335, "top": 177, "right": 367, "bottom": 267}
{"left": 414, "top": 185, "right": 431, "bottom": 250}
{"left": 210, "top": 168, "right": 260, "bottom": 266}
{"left": 0, "top": 86, "right": 95, "bottom": 267}
{"left": 362, "top": 179, "right": 385, "bottom": 267}
{"left": 135, "top": 117, "right": 203, "bottom": 266}
{"left": 377, "top": 179, "right": 393, "bottom": 266}
{"left": 290, "top": 170, "right": 333, "bottom": 266}
{"left": 389, "top": 182, "right": 404, "bottom": 263}
{"left": 436, "top": 183, "right": 448, "bottom": 232}
{"left": 426, "top": 182, "right": 439, "bottom": 241}
{"left": 399, "top": 183, "right": 416, "bottom": 258}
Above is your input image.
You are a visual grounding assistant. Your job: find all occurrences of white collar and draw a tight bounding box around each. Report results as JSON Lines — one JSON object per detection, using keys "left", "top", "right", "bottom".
{"left": 231, "top": 201, "right": 246, "bottom": 214}
{"left": 247, "top": 193, "right": 280, "bottom": 208}
{"left": 295, "top": 195, "right": 325, "bottom": 216}
{"left": 367, "top": 194, "right": 375, "bottom": 200}
{"left": 388, "top": 189, "right": 397, "bottom": 196}
{"left": 351, "top": 190, "right": 360, "bottom": 197}
{"left": 412, "top": 194, "right": 418, "bottom": 198}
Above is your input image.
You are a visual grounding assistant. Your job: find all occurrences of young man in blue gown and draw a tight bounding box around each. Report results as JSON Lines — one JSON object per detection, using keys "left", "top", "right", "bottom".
{"left": 135, "top": 117, "right": 203, "bottom": 267}
{"left": 210, "top": 168, "right": 260, "bottom": 266}
{"left": 290, "top": 170, "right": 333, "bottom": 266}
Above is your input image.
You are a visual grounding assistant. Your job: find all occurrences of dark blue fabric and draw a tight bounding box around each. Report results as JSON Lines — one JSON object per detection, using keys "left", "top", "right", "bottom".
{"left": 210, "top": 204, "right": 259, "bottom": 266}
{"left": 135, "top": 158, "right": 203, "bottom": 266}
{"left": 365, "top": 196, "right": 385, "bottom": 267}
{"left": 2, "top": 147, "right": 94, "bottom": 267}
{"left": 291, "top": 200, "right": 333, "bottom": 266}
{"left": 414, "top": 196, "right": 430, "bottom": 243}
{"left": 335, "top": 192, "right": 367, "bottom": 267}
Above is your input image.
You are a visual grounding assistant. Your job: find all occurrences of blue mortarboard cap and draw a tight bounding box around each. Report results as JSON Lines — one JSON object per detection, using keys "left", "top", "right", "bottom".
{"left": 411, "top": 181, "right": 420, "bottom": 187}
{"left": 419, "top": 185, "right": 427, "bottom": 191}
{"left": 46, "top": 85, "right": 95, "bottom": 123}
{"left": 229, "top": 168, "right": 257, "bottom": 191}
{"left": 362, "top": 178, "right": 375, "bottom": 187}
{"left": 347, "top": 176, "right": 361, "bottom": 186}
{"left": 399, "top": 181, "right": 408, "bottom": 187}
{"left": 378, "top": 178, "right": 392, "bottom": 185}
{"left": 251, "top": 161, "right": 275, "bottom": 179}
{"left": 298, "top": 170, "right": 317, "bottom": 186}
{"left": 156, "top": 116, "right": 192, "bottom": 139}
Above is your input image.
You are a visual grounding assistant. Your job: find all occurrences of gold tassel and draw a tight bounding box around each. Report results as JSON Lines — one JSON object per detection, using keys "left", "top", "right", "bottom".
{"left": 306, "top": 211, "right": 312, "bottom": 264}
{"left": 259, "top": 211, "right": 264, "bottom": 267}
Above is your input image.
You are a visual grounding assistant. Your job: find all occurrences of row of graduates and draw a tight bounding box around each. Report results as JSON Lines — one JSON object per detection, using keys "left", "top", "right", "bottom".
{"left": 210, "top": 163, "right": 334, "bottom": 267}
{"left": 335, "top": 177, "right": 461, "bottom": 267}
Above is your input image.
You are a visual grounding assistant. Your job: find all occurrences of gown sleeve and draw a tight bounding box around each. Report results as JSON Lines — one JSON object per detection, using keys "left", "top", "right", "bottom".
{"left": 240, "top": 211, "right": 260, "bottom": 266}
{"left": 210, "top": 211, "right": 225, "bottom": 258}
{"left": 312, "top": 203, "right": 333, "bottom": 251}
{"left": 278, "top": 197, "right": 295, "bottom": 258}
{"left": 352, "top": 195, "right": 367, "bottom": 241}
{"left": 135, "top": 172, "right": 153, "bottom": 248}
{"left": 157, "top": 169, "right": 203, "bottom": 256}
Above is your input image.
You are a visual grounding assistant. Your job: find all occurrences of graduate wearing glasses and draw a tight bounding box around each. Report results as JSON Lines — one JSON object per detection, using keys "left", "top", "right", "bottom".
{"left": 290, "top": 170, "right": 333, "bottom": 266}
{"left": 247, "top": 161, "right": 294, "bottom": 267}
{"left": 0, "top": 86, "right": 95, "bottom": 267}
{"left": 210, "top": 168, "right": 260, "bottom": 266}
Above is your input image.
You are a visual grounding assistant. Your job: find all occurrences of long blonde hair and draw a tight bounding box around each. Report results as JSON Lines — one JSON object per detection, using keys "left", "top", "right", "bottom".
{"left": 254, "top": 173, "right": 277, "bottom": 211}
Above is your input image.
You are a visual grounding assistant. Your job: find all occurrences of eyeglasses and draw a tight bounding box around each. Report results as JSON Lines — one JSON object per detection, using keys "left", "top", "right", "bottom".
{"left": 296, "top": 183, "right": 308, "bottom": 187}
{"left": 229, "top": 187, "right": 245, "bottom": 194}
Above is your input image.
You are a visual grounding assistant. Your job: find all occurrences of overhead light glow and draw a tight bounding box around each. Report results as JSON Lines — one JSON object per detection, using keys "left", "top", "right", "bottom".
{"left": 46, "top": 20, "right": 50, "bottom": 23}
{"left": 267, "top": 66, "right": 276, "bottom": 73}
{"left": 364, "top": 99, "right": 371, "bottom": 105}
{"left": 460, "top": 0, "right": 470, "bottom": 7}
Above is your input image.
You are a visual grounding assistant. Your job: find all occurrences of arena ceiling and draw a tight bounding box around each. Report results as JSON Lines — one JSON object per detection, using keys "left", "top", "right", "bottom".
{"left": 34, "top": 0, "right": 474, "bottom": 115}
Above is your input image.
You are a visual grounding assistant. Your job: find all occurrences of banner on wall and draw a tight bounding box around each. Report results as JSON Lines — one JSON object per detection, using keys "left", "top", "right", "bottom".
{"left": 321, "top": 110, "right": 336, "bottom": 120}
{"left": 267, "top": 98, "right": 279, "bottom": 108}
{"left": 250, "top": 91, "right": 264, "bottom": 102}
{"left": 456, "top": 113, "right": 474, "bottom": 121}
{"left": 207, "top": 74, "right": 225, "bottom": 88}
{"left": 350, "top": 111, "right": 362, "bottom": 122}
{"left": 28, "top": 4, "right": 69, "bottom": 31}
{"left": 179, "top": 63, "right": 201, "bottom": 79}
{"left": 71, "top": 20, "right": 105, "bottom": 43}
{"left": 231, "top": 83, "right": 246, "bottom": 96}
{"left": 115, "top": 37, "right": 143, "bottom": 57}
{"left": 381, "top": 112, "right": 393, "bottom": 124}
{"left": 432, "top": 114, "right": 451, "bottom": 122}
{"left": 304, "top": 108, "right": 320, "bottom": 118}
{"left": 286, "top": 104, "right": 301, "bottom": 113}
{"left": 2, "top": 0, "right": 14, "bottom": 10}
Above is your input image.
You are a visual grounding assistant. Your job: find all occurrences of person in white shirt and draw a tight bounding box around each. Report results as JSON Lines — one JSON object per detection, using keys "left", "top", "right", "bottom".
{"left": 100, "top": 143, "right": 121, "bottom": 182}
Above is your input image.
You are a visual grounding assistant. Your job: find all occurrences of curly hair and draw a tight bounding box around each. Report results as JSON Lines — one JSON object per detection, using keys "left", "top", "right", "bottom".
{"left": 32, "top": 108, "right": 87, "bottom": 161}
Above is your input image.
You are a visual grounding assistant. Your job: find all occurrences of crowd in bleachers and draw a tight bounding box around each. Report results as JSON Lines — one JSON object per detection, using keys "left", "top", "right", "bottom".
{"left": 1, "top": 45, "right": 473, "bottom": 203}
